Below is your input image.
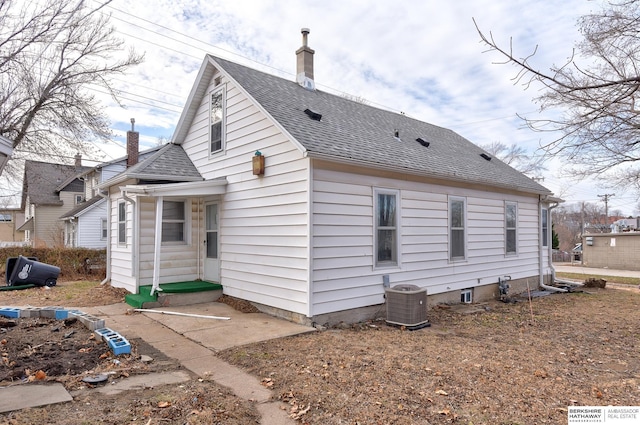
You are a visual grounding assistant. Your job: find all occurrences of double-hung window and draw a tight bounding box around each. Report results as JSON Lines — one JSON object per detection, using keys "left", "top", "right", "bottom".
{"left": 541, "top": 208, "right": 549, "bottom": 247}
{"left": 505, "top": 202, "right": 517, "bottom": 255}
{"left": 117, "top": 201, "right": 126, "bottom": 246}
{"left": 101, "top": 218, "right": 107, "bottom": 240}
{"left": 375, "top": 189, "right": 399, "bottom": 267}
{"left": 162, "top": 200, "right": 186, "bottom": 243}
{"left": 449, "top": 197, "right": 466, "bottom": 261}
{"left": 210, "top": 86, "right": 225, "bottom": 154}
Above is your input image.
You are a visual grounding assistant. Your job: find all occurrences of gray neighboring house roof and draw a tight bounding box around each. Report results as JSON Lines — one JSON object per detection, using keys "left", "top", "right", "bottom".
{"left": 21, "top": 161, "right": 90, "bottom": 208}
{"left": 59, "top": 195, "right": 105, "bottom": 220}
{"left": 76, "top": 144, "right": 165, "bottom": 180}
{"left": 100, "top": 143, "right": 202, "bottom": 188}
{"left": 174, "top": 55, "right": 551, "bottom": 196}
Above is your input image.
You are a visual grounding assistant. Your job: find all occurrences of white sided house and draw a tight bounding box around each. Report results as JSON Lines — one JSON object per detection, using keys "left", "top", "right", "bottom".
{"left": 101, "top": 31, "right": 560, "bottom": 325}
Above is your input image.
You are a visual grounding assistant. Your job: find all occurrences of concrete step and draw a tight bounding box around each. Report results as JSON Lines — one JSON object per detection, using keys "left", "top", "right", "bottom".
{"left": 141, "top": 289, "right": 222, "bottom": 308}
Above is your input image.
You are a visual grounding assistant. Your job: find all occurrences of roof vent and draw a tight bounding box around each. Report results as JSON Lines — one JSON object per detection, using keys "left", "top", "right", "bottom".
{"left": 394, "top": 130, "right": 400, "bottom": 138}
{"left": 304, "top": 108, "right": 322, "bottom": 121}
{"left": 480, "top": 153, "right": 492, "bottom": 161}
{"left": 416, "top": 138, "right": 430, "bottom": 148}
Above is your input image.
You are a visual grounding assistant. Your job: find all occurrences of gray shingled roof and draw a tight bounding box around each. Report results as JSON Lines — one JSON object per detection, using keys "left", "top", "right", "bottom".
{"left": 210, "top": 56, "right": 550, "bottom": 195}
{"left": 108, "top": 143, "right": 202, "bottom": 184}
{"left": 59, "top": 195, "right": 105, "bottom": 220}
{"left": 22, "top": 161, "right": 89, "bottom": 207}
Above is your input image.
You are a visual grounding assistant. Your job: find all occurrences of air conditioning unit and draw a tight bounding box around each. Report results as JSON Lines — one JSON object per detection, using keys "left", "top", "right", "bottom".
{"left": 385, "top": 284, "right": 430, "bottom": 330}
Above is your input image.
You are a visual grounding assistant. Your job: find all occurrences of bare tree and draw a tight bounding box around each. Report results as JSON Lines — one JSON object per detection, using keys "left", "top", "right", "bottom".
{"left": 479, "top": 141, "right": 546, "bottom": 175}
{"left": 552, "top": 201, "right": 607, "bottom": 251}
{"left": 0, "top": 0, "right": 143, "bottom": 179}
{"left": 474, "top": 1, "right": 640, "bottom": 194}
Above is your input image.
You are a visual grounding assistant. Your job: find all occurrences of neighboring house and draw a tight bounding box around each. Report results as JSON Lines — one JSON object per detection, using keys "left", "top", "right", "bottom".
{"left": 59, "top": 139, "right": 164, "bottom": 249}
{"left": 100, "top": 31, "right": 560, "bottom": 325}
{"left": 0, "top": 208, "right": 25, "bottom": 244}
{"left": 60, "top": 196, "right": 108, "bottom": 248}
{"left": 0, "top": 135, "right": 12, "bottom": 176}
{"left": 19, "top": 158, "right": 90, "bottom": 247}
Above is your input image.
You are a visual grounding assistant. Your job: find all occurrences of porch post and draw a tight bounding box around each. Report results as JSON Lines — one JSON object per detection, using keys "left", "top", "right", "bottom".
{"left": 151, "top": 196, "right": 163, "bottom": 295}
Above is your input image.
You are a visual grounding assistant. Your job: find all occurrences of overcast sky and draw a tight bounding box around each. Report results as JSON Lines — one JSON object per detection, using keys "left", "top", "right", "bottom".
{"left": 87, "top": 0, "right": 637, "bottom": 214}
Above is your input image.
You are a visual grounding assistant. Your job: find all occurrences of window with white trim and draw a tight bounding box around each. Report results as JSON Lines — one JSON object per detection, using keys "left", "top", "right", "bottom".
{"left": 375, "top": 189, "right": 399, "bottom": 267}
{"left": 162, "top": 200, "right": 186, "bottom": 243}
{"left": 101, "top": 218, "right": 107, "bottom": 240}
{"left": 449, "top": 197, "right": 466, "bottom": 261}
{"left": 505, "top": 202, "right": 517, "bottom": 255}
{"left": 541, "top": 208, "right": 549, "bottom": 247}
{"left": 117, "top": 201, "right": 126, "bottom": 246}
{"left": 210, "top": 86, "right": 225, "bottom": 154}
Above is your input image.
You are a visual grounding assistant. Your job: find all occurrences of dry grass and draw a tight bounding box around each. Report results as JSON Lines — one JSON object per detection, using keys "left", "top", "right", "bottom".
{"left": 555, "top": 271, "right": 640, "bottom": 286}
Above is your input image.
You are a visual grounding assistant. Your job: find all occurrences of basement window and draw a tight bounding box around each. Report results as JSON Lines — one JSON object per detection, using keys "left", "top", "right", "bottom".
{"left": 461, "top": 289, "right": 472, "bottom": 304}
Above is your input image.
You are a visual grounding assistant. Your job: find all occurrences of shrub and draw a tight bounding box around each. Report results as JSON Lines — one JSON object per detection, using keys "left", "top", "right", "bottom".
{"left": 0, "top": 247, "right": 106, "bottom": 282}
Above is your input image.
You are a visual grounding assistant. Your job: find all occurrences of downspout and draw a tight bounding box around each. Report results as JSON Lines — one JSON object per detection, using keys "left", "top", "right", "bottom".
{"left": 151, "top": 196, "right": 163, "bottom": 296}
{"left": 539, "top": 196, "right": 566, "bottom": 293}
{"left": 197, "top": 199, "right": 201, "bottom": 280}
{"left": 121, "top": 188, "right": 138, "bottom": 283}
{"left": 98, "top": 191, "right": 110, "bottom": 285}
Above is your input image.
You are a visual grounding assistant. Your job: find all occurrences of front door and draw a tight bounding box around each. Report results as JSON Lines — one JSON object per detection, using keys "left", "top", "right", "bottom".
{"left": 204, "top": 203, "right": 220, "bottom": 282}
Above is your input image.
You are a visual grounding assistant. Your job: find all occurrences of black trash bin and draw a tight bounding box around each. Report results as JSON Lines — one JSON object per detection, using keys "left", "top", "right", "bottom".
{"left": 5, "top": 257, "right": 38, "bottom": 285}
{"left": 7, "top": 255, "right": 60, "bottom": 287}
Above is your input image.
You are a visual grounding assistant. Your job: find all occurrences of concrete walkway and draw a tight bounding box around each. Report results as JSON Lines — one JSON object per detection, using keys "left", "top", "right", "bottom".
{"left": 84, "top": 302, "right": 315, "bottom": 425}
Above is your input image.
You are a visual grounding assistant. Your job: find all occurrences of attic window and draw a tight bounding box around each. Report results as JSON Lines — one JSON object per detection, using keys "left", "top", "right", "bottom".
{"left": 304, "top": 108, "right": 322, "bottom": 121}
{"left": 480, "top": 153, "right": 492, "bottom": 161}
{"left": 416, "top": 137, "right": 430, "bottom": 148}
{"left": 210, "top": 86, "right": 226, "bottom": 154}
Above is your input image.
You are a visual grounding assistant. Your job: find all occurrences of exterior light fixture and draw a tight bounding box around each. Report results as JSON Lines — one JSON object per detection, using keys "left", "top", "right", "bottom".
{"left": 252, "top": 151, "right": 265, "bottom": 175}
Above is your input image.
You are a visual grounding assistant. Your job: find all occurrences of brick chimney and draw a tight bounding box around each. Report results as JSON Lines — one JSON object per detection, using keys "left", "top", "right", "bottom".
{"left": 126, "top": 118, "right": 139, "bottom": 168}
{"left": 74, "top": 153, "right": 82, "bottom": 168}
{"left": 296, "top": 28, "right": 315, "bottom": 90}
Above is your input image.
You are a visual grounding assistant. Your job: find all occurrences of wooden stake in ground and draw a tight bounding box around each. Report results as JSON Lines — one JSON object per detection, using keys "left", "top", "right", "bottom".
{"left": 527, "top": 281, "right": 535, "bottom": 323}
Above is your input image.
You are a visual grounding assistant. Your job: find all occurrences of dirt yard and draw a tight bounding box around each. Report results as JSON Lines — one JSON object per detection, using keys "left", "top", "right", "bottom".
{"left": 0, "top": 280, "right": 638, "bottom": 424}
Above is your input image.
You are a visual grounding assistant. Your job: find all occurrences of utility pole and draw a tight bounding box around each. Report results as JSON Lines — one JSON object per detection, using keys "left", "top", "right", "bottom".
{"left": 597, "top": 193, "right": 615, "bottom": 230}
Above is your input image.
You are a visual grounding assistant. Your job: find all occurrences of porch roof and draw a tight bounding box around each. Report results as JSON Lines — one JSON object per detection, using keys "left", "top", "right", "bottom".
{"left": 121, "top": 177, "right": 227, "bottom": 197}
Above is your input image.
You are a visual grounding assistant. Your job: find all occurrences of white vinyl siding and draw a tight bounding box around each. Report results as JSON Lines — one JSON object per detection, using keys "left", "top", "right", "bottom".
{"left": 109, "top": 189, "right": 136, "bottom": 293}
{"left": 137, "top": 198, "right": 201, "bottom": 285}
{"left": 505, "top": 202, "right": 517, "bottom": 255}
{"left": 311, "top": 163, "right": 544, "bottom": 316}
{"left": 74, "top": 201, "right": 107, "bottom": 249}
{"left": 181, "top": 70, "right": 310, "bottom": 315}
